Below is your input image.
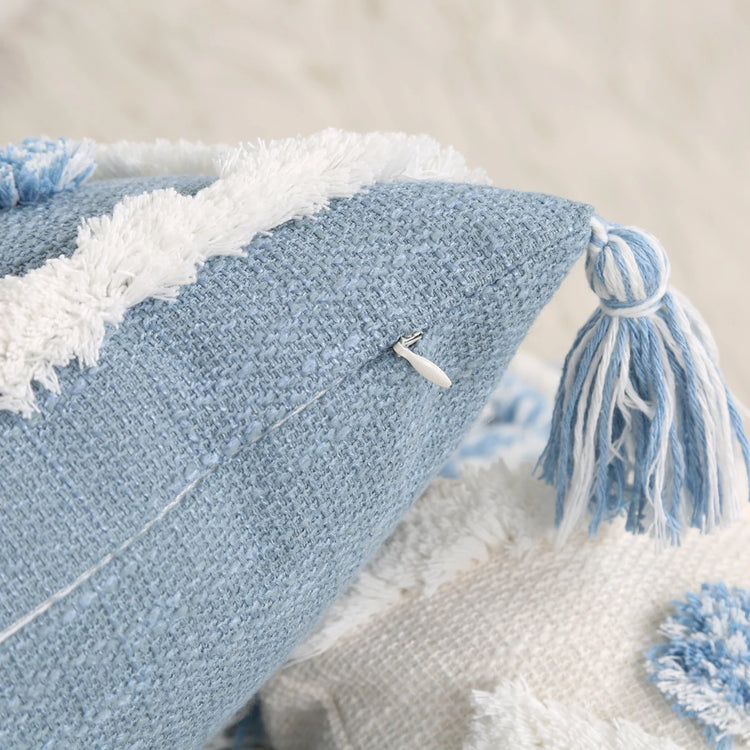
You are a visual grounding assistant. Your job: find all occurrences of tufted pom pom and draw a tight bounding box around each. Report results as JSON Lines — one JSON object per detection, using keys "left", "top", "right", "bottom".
{"left": 0, "top": 137, "right": 96, "bottom": 209}
{"left": 646, "top": 582, "right": 750, "bottom": 749}
{"left": 537, "top": 216, "right": 750, "bottom": 544}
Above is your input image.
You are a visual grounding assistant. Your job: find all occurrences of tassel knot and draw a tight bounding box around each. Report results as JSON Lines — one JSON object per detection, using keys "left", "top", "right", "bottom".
{"left": 587, "top": 216, "right": 670, "bottom": 317}
{"left": 537, "top": 216, "right": 750, "bottom": 544}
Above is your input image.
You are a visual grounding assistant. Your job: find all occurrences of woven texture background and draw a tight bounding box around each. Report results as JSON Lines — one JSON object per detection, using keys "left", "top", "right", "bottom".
{"left": 0, "top": 178, "right": 591, "bottom": 748}
{"left": 260, "top": 457, "right": 750, "bottom": 750}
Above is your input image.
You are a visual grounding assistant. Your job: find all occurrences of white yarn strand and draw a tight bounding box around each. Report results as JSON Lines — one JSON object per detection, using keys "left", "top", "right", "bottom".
{"left": 557, "top": 319, "right": 620, "bottom": 543}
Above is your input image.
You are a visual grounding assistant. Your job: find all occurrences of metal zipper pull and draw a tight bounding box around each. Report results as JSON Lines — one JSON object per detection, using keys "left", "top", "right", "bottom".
{"left": 393, "top": 331, "right": 451, "bottom": 388}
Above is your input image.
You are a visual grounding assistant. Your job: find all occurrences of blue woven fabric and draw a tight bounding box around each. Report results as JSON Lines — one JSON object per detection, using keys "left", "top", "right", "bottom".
{"left": 0, "top": 177, "right": 593, "bottom": 748}
{"left": 439, "top": 363, "right": 557, "bottom": 479}
{"left": 212, "top": 360, "right": 560, "bottom": 749}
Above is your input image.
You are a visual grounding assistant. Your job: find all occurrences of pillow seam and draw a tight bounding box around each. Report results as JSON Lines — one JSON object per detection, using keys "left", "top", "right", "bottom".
{"left": 0, "top": 222, "right": 586, "bottom": 649}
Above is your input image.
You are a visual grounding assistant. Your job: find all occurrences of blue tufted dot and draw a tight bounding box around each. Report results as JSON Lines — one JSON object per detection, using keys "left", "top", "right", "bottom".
{"left": 0, "top": 138, "right": 96, "bottom": 209}
{"left": 648, "top": 583, "right": 750, "bottom": 749}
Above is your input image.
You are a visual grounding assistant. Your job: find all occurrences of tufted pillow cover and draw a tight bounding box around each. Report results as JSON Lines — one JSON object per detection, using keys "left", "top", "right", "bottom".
{"left": 0, "top": 130, "right": 593, "bottom": 748}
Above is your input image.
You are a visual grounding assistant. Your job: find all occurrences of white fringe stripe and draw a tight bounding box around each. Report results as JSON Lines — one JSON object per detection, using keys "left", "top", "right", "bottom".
{"left": 464, "top": 678, "right": 687, "bottom": 750}
{"left": 0, "top": 128, "right": 489, "bottom": 416}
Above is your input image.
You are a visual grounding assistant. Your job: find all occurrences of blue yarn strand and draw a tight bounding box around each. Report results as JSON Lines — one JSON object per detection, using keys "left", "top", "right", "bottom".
{"left": 539, "top": 310, "right": 608, "bottom": 526}
{"left": 588, "top": 321, "right": 626, "bottom": 534}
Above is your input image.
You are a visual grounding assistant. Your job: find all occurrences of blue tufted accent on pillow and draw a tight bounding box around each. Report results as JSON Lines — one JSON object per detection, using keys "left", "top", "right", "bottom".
{"left": 0, "top": 137, "right": 96, "bottom": 209}
{"left": 0, "top": 175, "right": 593, "bottom": 748}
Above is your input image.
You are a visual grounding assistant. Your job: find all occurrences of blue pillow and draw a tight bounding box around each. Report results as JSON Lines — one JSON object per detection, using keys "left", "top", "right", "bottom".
{"left": 0, "top": 132, "right": 593, "bottom": 748}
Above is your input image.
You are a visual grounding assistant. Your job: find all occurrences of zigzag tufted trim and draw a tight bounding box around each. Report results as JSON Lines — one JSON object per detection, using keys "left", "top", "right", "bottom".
{"left": 0, "top": 128, "right": 489, "bottom": 416}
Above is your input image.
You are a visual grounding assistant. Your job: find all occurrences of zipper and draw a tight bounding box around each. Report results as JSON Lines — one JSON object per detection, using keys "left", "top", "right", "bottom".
{"left": 392, "top": 331, "right": 451, "bottom": 388}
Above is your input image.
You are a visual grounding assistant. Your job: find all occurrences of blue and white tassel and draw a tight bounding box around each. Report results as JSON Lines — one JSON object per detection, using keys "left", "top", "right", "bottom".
{"left": 537, "top": 216, "right": 750, "bottom": 544}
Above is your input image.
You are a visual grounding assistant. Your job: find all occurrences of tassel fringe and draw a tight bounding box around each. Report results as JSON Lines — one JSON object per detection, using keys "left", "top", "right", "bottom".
{"left": 537, "top": 217, "right": 750, "bottom": 544}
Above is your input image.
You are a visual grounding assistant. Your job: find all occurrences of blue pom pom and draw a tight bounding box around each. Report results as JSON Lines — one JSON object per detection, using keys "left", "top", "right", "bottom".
{"left": 0, "top": 137, "right": 96, "bottom": 209}
{"left": 647, "top": 583, "right": 750, "bottom": 749}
